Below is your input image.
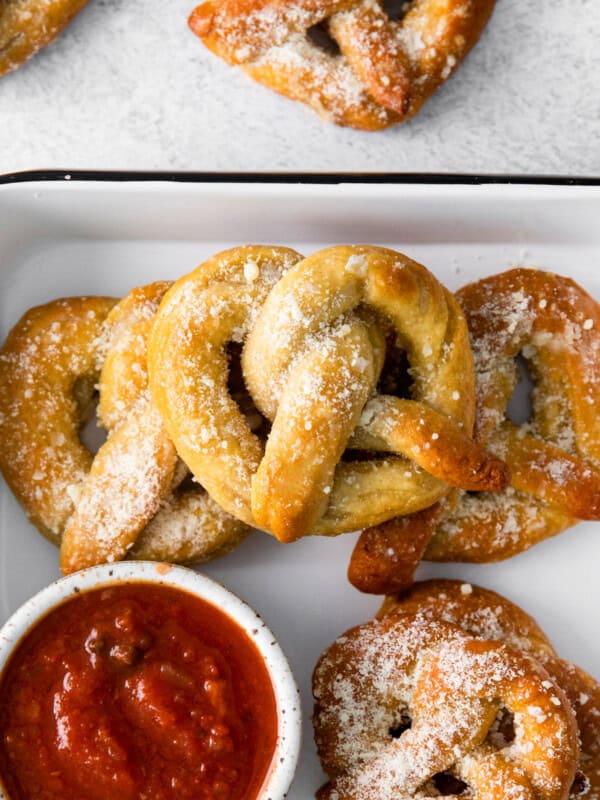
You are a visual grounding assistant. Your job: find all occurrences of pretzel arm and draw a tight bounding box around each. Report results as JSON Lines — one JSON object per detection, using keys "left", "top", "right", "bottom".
{"left": 351, "top": 397, "right": 509, "bottom": 492}
{"left": 496, "top": 426, "right": 600, "bottom": 519}
{"left": 251, "top": 320, "right": 383, "bottom": 542}
{"left": 329, "top": 2, "right": 413, "bottom": 115}
{"left": 60, "top": 402, "right": 178, "bottom": 574}
{"left": 0, "top": 0, "right": 89, "bottom": 77}
{"left": 348, "top": 505, "right": 442, "bottom": 594}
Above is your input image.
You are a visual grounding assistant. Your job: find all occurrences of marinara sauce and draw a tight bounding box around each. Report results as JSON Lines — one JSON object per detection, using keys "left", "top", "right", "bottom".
{"left": 0, "top": 582, "right": 278, "bottom": 800}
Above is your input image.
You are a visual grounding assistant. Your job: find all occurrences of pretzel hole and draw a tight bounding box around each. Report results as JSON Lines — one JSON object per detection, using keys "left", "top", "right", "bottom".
{"left": 381, "top": 0, "right": 413, "bottom": 22}
{"left": 377, "top": 343, "right": 413, "bottom": 400}
{"left": 570, "top": 772, "right": 591, "bottom": 796}
{"left": 431, "top": 773, "right": 468, "bottom": 795}
{"left": 74, "top": 379, "right": 107, "bottom": 455}
{"left": 79, "top": 411, "right": 108, "bottom": 454}
{"left": 505, "top": 353, "right": 534, "bottom": 426}
{"left": 487, "top": 707, "right": 516, "bottom": 748}
{"left": 388, "top": 712, "right": 411, "bottom": 739}
{"left": 306, "top": 22, "right": 340, "bottom": 56}
{"left": 228, "top": 343, "right": 270, "bottom": 436}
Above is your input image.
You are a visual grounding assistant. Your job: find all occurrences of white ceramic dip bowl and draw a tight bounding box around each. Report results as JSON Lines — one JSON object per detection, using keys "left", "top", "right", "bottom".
{"left": 0, "top": 561, "right": 302, "bottom": 800}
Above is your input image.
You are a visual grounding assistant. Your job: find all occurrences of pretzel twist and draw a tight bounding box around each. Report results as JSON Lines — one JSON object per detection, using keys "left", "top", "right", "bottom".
{"left": 313, "top": 613, "right": 579, "bottom": 800}
{"left": 189, "top": 0, "right": 496, "bottom": 130}
{"left": 379, "top": 580, "right": 600, "bottom": 799}
{"left": 0, "top": 289, "right": 249, "bottom": 573}
{"left": 0, "top": 296, "right": 117, "bottom": 543}
{"left": 0, "top": 0, "right": 88, "bottom": 77}
{"left": 349, "top": 269, "right": 600, "bottom": 592}
{"left": 426, "top": 269, "right": 600, "bottom": 562}
{"left": 148, "top": 245, "right": 507, "bottom": 543}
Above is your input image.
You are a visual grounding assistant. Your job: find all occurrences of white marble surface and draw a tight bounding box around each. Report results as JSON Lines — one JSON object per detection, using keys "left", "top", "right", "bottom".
{"left": 0, "top": 0, "right": 599, "bottom": 176}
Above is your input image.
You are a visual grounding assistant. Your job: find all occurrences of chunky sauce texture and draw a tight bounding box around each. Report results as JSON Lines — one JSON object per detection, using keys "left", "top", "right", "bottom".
{"left": 0, "top": 583, "right": 278, "bottom": 800}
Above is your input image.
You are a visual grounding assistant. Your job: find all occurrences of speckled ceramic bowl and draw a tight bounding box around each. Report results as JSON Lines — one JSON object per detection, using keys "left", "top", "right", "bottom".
{"left": 0, "top": 561, "right": 302, "bottom": 800}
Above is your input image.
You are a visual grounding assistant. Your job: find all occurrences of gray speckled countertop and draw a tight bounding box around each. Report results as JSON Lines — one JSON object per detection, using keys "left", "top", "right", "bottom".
{"left": 0, "top": 0, "right": 599, "bottom": 175}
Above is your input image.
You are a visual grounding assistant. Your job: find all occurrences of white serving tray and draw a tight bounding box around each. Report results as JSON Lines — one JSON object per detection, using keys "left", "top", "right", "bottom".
{"left": 1, "top": 173, "right": 599, "bottom": 798}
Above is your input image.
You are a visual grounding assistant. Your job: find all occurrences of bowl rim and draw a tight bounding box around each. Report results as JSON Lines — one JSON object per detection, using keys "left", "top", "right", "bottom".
{"left": 0, "top": 561, "right": 302, "bottom": 800}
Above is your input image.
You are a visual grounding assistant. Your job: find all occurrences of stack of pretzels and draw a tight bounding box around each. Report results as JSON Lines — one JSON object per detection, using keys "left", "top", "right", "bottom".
{"left": 1, "top": 244, "right": 599, "bottom": 799}
{"left": 1, "top": 246, "right": 599, "bottom": 584}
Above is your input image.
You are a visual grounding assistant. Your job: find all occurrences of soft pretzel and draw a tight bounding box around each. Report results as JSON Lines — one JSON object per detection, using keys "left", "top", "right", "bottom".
{"left": 189, "top": 0, "right": 496, "bottom": 130}
{"left": 148, "top": 245, "right": 507, "bottom": 543}
{"left": 312, "top": 612, "right": 579, "bottom": 800}
{"left": 425, "top": 268, "right": 600, "bottom": 562}
{"left": 59, "top": 282, "right": 181, "bottom": 572}
{"left": 378, "top": 579, "right": 600, "bottom": 799}
{"left": 0, "top": 296, "right": 117, "bottom": 543}
{"left": 349, "top": 269, "right": 600, "bottom": 591}
{"left": 63, "top": 282, "right": 250, "bottom": 573}
{"left": 0, "top": 289, "right": 249, "bottom": 571}
{"left": 0, "top": 0, "right": 88, "bottom": 77}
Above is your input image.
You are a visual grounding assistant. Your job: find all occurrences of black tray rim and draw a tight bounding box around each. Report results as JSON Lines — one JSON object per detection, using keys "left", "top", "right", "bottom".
{"left": 0, "top": 169, "right": 599, "bottom": 186}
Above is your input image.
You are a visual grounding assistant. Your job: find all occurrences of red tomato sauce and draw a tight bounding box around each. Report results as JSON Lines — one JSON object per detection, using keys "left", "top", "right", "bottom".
{"left": 0, "top": 582, "right": 278, "bottom": 800}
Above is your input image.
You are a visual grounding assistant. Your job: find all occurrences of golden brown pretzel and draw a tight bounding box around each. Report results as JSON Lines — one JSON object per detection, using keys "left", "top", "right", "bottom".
{"left": 425, "top": 268, "right": 600, "bottom": 562}
{"left": 149, "top": 245, "right": 507, "bottom": 543}
{"left": 350, "top": 268, "right": 600, "bottom": 592}
{"left": 0, "top": 289, "right": 249, "bottom": 571}
{"left": 0, "top": 0, "right": 88, "bottom": 77}
{"left": 378, "top": 580, "right": 600, "bottom": 799}
{"left": 58, "top": 282, "right": 250, "bottom": 573}
{"left": 189, "top": 0, "right": 496, "bottom": 130}
{"left": 0, "top": 296, "right": 117, "bottom": 543}
{"left": 313, "top": 613, "right": 579, "bottom": 800}
{"left": 59, "top": 282, "right": 180, "bottom": 572}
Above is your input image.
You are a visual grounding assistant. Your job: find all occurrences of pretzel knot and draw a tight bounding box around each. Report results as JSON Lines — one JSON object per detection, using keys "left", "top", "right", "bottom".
{"left": 148, "top": 245, "right": 507, "bottom": 544}
{"left": 0, "top": 287, "right": 249, "bottom": 575}
{"left": 349, "top": 268, "right": 600, "bottom": 592}
{"left": 378, "top": 580, "right": 600, "bottom": 799}
{"left": 189, "top": 0, "right": 496, "bottom": 130}
{"left": 425, "top": 268, "right": 600, "bottom": 562}
{"left": 313, "top": 614, "right": 579, "bottom": 800}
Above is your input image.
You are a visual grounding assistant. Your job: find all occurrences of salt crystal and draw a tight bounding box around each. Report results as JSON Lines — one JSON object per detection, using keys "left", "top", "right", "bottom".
{"left": 344, "top": 254, "right": 369, "bottom": 277}
{"left": 583, "top": 319, "right": 594, "bottom": 330}
{"left": 527, "top": 705, "right": 547, "bottom": 722}
{"left": 243, "top": 259, "right": 260, "bottom": 282}
{"left": 460, "top": 583, "right": 473, "bottom": 595}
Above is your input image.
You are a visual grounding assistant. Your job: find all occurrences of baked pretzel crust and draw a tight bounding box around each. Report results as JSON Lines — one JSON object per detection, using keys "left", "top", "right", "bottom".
{"left": 189, "top": 0, "right": 496, "bottom": 130}
{"left": 0, "top": 0, "right": 88, "bottom": 77}
{"left": 313, "top": 610, "right": 579, "bottom": 800}
{"left": 379, "top": 579, "right": 600, "bottom": 799}
{"left": 148, "top": 245, "right": 506, "bottom": 542}
{"left": 0, "top": 289, "right": 249, "bottom": 573}
{"left": 349, "top": 268, "right": 600, "bottom": 593}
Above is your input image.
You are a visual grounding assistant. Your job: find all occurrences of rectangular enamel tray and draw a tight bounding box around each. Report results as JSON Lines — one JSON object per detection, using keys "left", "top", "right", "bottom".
{"left": 1, "top": 172, "right": 599, "bottom": 798}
